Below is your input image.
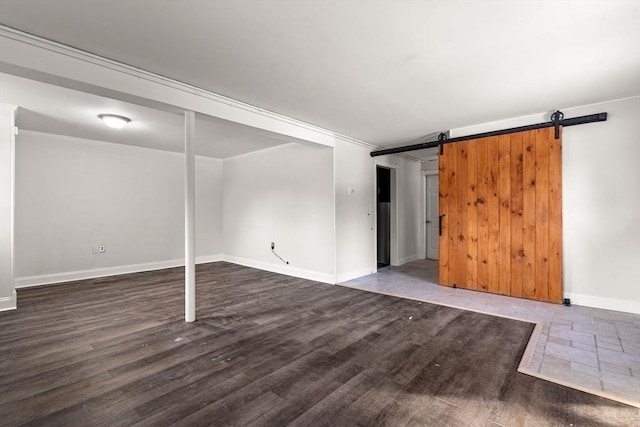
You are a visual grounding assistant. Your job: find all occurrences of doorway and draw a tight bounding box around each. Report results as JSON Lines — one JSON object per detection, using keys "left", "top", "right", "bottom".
{"left": 426, "top": 174, "right": 439, "bottom": 260}
{"left": 376, "top": 166, "right": 391, "bottom": 268}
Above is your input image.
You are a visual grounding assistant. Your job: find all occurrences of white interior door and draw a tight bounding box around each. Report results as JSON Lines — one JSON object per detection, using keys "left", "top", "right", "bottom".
{"left": 426, "top": 174, "right": 439, "bottom": 260}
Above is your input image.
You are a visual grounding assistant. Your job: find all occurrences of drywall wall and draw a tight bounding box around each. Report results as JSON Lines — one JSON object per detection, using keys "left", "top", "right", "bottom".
{"left": 396, "top": 156, "right": 423, "bottom": 264}
{"left": 14, "top": 131, "right": 223, "bottom": 286}
{"left": 335, "top": 139, "right": 376, "bottom": 282}
{"left": 222, "top": 143, "right": 334, "bottom": 283}
{"left": 196, "top": 155, "right": 223, "bottom": 257}
{"left": 335, "top": 136, "right": 423, "bottom": 282}
{"left": 0, "top": 104, "right": 17, "bottom": 310}
{"left": 450, "top": 96, "right": 640, "bottom": 313}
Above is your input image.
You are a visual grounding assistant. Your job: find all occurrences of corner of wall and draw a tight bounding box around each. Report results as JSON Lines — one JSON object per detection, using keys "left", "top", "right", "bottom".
{"left": 0, "top": 289, "right": 17, "bottom": 311}
{"left": 223, "top": 255, "right": 335, "bottom": 285}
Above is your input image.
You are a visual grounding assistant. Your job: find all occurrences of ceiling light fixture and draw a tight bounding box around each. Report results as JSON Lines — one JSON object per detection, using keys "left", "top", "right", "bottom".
{"left": 98, "top": 114, "right": 131, "bottom": 129}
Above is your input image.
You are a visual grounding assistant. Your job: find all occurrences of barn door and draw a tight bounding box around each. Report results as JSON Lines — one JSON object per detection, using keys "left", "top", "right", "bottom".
{"left": 438, "top": 127, "right": 562, "bottom": 303}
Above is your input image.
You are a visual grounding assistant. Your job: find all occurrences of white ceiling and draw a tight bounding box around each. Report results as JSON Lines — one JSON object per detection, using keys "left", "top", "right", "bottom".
{"left": 0, "top": 0, "right": 639, "bottom": 154}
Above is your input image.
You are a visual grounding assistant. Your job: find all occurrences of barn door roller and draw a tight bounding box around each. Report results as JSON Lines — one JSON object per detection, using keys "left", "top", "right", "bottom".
{"left": 550, "top": 110, "right": 564, "bottom": 139}
{"left": 370, "top": 111, "right": 607, "bottom": 157}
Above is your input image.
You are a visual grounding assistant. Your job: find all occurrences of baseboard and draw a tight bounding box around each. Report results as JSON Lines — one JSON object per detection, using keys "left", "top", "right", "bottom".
{"left": 0, "top": 290, "right": 17, "bottom": 311}
{"left": 223, "top": 255, "right": 335, "bottom": 284}
{"left": 15, "top": 253, "right": 333, "bottom": 288}
{"left": 15, "top": 254, "right": 224, "bottom": 288}
{"left": 564, "top": 292, "right": 640, "bottom": 315}
{"left": 335, "top": 267, "right": 376, "bottom": 284}
{"left": 195, "top": 254, "right": 224, "bottom": 264}
{"left": 398, "top": 254, "right": 421, "bottom": 265}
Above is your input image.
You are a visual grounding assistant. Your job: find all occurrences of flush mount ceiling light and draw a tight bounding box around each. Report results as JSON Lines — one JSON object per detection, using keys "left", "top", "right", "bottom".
{"left": 98, "top": 114, "right": 131, "bottom": 129}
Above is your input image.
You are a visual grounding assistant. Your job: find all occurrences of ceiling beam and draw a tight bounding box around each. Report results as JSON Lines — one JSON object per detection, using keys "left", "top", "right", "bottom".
{"left": 0, "top": 26, "right": 336, "bottom": 148}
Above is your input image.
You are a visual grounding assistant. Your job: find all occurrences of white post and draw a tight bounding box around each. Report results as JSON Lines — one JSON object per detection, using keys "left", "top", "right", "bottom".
{"left": 0, "top": 104, "right": 17, "bottom": 311}
{"left": 185, "top": 111, "right": 196, "bottom": 322}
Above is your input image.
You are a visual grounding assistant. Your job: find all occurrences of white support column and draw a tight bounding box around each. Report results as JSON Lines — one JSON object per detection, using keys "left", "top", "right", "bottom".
{"left": 0, "top": 104, "right": 17, "bottom": 311}
{"left": 185, "top": 111, "right": 196, "bottom": 322}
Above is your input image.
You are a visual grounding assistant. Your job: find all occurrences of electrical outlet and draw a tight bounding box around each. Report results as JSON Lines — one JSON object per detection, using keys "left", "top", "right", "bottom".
{"left": 98, "top": 244, "right": 106, "bottom": 253}
{"left": 271, "top": 242, "right": 275, "bottom": 250}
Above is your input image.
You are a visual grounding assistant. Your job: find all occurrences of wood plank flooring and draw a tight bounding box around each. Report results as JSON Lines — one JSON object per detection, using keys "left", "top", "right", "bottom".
{"left": 1, "top": 262, "right": 638, "bottom": 426}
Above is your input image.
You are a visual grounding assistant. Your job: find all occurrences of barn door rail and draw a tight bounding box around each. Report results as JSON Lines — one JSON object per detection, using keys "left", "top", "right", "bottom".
{"left": 369, "top": 111, "right": 607, "bottom": 157}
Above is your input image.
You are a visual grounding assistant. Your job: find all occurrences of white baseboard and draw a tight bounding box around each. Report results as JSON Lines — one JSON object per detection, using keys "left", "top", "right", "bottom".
{"left": 195, "top": 254, "right": 224, "bottom": 264}
{"left": 223, "top": 255, "right": 335, "bottom": 284}
{"left": 15, "top": 254, "right": 224, "bottom": 288}
{"left": 397, "top": 254, "right": 421, "bottom": 265}
{"left": 335, "top": 267, "right": 376, "bottom": 284}
{"left": 564, "top": 292, "right": 640, "bottom": 315}
{"left": 0, "top": 290, "right": 17, "bottom": 311}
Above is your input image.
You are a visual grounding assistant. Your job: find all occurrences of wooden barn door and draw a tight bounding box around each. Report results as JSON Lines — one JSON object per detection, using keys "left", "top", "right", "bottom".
{"left": 438, "top": 127, "right": 562, "bottom": 303}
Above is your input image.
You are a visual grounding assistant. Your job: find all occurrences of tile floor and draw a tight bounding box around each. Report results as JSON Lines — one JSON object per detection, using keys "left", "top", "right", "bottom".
{"left": 340, "top": 259, "right": 640, "bottom": 408}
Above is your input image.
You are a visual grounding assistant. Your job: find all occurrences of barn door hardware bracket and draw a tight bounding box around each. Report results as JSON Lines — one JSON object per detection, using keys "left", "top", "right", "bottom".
{"left": 550, "top": 110, "right": 564, "bottom": 139}
{"left": 370, "top": 111, "right": 608, "bottom": 157}
{"left": 563, "top": 298, "right": 571, "bottom": 307}
{"left": 438, "top": 132, "right": 447, "bottom": 155}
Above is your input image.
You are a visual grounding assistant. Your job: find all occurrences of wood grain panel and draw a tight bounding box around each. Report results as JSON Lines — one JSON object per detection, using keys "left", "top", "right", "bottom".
{"left": 487, "top": 137, "right": 500, "bottom": 294}
{"left": 438, "top": 127, "right": 562, "bottom": 303}
{"left": 509, "top": 132, "right": 524, "bottom": 298}
{"left": 548, "top": 129, "right": 563, "bottom": 303}
{"left": 535, "top": 129, "right": 550, "bottom": 302}
{"left": 522, "top": 131, "right": 537, "bottom": 300}
{"left": 438, "top": 144, "right": 450, "bottom": 286}
{"left": 466, "top": 140, "right": 479, "bottom": 290}
{"left": 498, "top": 135, "right": 511, "bottom": 296}
{"left": 448, "top": 143, "right": 459, "bottom": 287}
{"left": 476, "top": 137, "right": 489, "bottom": 292}
{"left": 455, "top": 142, "right": 469, "bottom": 289}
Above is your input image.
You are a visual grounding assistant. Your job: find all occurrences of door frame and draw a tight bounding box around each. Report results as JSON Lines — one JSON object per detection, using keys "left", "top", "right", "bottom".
{"left": 374, "top": 160, "right": 398, "bottom": 269}
{"left": 421, "top": 156, "right": 439, "bottom": 260}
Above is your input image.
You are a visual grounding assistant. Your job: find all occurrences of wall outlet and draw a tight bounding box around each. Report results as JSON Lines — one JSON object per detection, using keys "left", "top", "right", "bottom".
{"left": 98, "top": 244, "right": 106, "bottom": 253}
{"left": 271, "top": 242, "right": 275, "bottom": 250}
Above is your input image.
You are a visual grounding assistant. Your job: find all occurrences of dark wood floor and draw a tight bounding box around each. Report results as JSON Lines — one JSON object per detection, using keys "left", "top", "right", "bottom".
{"left": 1, "top": 263, "right": 638, "bottom": 426}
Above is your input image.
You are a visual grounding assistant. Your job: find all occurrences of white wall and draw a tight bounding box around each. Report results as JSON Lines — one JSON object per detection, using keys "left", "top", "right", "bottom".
{"left": 335, "top": 139, "right": 376, "bottom": 282}
{"left": 562, "top": 97, "right": 640, "bottom": 314}
{"left": 223, "top": 143, "right": 335, "bottom": 283}
{"left": 395, "top": 156, "right": 423, "bottom": 264}
{"left": 14, "top": 131, "right": 223, "bottom": 286}
{"left": 0, "top": 104, "right": 17, "bottom": 310}
{"left": 196, "top": 155, "right": 223, "bottom": 257}
{"left": 450, "top": 96, "right": 640, "bottom": 314}
{"left": 335, "top": 136, "right": 423, "bottom": 282}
